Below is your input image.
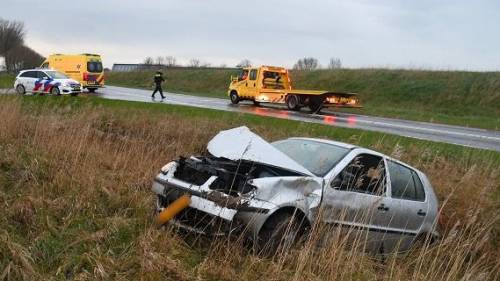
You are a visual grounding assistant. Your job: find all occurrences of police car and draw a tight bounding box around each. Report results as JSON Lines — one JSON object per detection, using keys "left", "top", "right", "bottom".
{"left": 14, "top": 69, "right": 82, "bottom": 96}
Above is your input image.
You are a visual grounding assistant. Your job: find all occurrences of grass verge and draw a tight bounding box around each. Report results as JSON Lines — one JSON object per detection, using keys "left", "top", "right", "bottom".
{"left": 0, "top": 95, "right": 499, "bottom": 280}
{"left": 0, "top": 73, "right": 15, "bottom": 89}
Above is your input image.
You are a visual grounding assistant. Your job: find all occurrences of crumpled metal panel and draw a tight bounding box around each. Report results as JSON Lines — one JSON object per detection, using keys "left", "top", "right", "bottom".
{"left": 207, "top": 126, "right": 313, "bottom": 176}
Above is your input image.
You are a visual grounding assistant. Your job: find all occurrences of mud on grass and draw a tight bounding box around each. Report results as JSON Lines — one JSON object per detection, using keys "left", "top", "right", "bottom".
{"left": 0, "top": 96, "right": 499, "bottom": 280}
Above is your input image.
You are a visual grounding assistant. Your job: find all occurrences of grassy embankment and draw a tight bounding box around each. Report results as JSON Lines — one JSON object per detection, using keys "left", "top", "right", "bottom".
{"left": 0, "top": 73, "right": 15, "bottom": 89}
{"left": 107, "top": 68, "right": 500, "bottom": 130}
{"left": 0, "top": 95, "right": 499, "bottom": 280}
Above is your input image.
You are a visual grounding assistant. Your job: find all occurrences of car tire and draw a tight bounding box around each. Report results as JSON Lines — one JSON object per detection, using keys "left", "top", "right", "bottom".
{"left": 230, "top": 91, "right": 240, "bottom": 104}
{"left": 50, "top": 87, "right": 61, "bottom": 96}
{"left": 285, "top": 94, "right": 300, "bottom": 111}
{"left": 88, "top": 88, "right": 96, "bottom": 93}
{"left": 16, "top": 84, "right": 26, "bottom": 95}
{"left": 70, "top": 92, "right": 79, "bottom": 97}
{"left": 308, "top": 96, "right": 324, "bottom": 113}
{"left": 256, "top": 211, "right": 307, "bottom": 257}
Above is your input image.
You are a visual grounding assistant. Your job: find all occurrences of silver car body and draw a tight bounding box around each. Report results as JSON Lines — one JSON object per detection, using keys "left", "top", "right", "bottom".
{"left": 152, "top": 126, "right": 439, "bottom": 253}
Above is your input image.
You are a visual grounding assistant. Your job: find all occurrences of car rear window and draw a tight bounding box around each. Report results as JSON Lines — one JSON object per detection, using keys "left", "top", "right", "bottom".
{"left": 87, "top": 61, "right": 103, "bottom": 73}
{"left": 388, "top": 160, "right": 425, "bottom": 201}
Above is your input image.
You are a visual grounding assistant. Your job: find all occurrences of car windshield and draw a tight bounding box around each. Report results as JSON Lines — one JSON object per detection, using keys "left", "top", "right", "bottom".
{"left": 272, "top": 139, "right": 350, "bottom": 176}
{"left": 45, "top": 71, "right": 68, "bottom": 79}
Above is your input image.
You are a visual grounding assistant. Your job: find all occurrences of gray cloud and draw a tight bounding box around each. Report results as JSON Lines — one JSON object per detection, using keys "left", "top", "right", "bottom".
{"left": 2, "top": 0, "right": 499, "bottom": 70}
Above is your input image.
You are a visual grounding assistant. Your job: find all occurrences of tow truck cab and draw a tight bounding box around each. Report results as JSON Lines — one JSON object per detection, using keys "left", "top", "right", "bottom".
{"left": 228, "top": 65, "right": 361, "bottom": 113}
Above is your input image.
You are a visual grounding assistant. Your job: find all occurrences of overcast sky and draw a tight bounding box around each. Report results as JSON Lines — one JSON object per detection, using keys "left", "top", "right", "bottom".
{"left": 2, "top": 0, "right": 499, "bottom": 70}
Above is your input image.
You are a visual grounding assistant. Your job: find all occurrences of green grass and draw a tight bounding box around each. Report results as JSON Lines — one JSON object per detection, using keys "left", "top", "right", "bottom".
{"left": 107, "top": 68, "right": 500, "bottom": 130}
{"left": 1, "top": 95, "right": 499, "bottom": 280}
{"left": 12, "top": 94, "right": 500, "bottom": 167}
{"left": 0, "top": 73, "right": 15, "bottom": 88}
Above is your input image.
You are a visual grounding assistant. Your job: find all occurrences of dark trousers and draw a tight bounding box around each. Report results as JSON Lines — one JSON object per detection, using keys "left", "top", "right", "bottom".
{"left": 152, "top": 85, "right": 165, "bottom": 98}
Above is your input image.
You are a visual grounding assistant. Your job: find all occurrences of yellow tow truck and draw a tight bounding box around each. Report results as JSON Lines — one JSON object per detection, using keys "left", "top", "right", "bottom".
{"left": 228, "top": 65, "right": 361, "bottom": 113}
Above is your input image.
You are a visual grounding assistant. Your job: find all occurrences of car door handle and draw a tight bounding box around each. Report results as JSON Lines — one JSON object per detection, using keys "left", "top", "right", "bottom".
{"left": 417, "top": 209, "right": 427, "bottom": 216}
{"left": 377, "top": 204, "right": 389, "bottom": 211}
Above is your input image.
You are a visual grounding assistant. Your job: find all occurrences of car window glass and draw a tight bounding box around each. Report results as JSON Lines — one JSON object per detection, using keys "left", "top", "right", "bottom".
{"left": 239, "top": 70, "right": 249, "bottom": 81}
{"left": 87, "top": 61, "right": 103, "bottom": 73}
{"left": 412, "top": 171, "right": 426, "bottom": 201}
{"left": 272, "top": 139, "right": 349, "bottom": 176}
{"left": 332, "top": 154, "right": 386, "bottom": 195}
{"left": 45, "top": 71, "right": 68, "bottom": 79}
{"left": 388, "top": 160, "right": 424, "bottom": 201}
{"left": 249, "top": 69, "right": 257, "bottom": 80}
{"left": 20, "top": 71, "right": 37, "bottom": 78}
{"left": 37, "top": 71, "right": 47, "bottom": 79}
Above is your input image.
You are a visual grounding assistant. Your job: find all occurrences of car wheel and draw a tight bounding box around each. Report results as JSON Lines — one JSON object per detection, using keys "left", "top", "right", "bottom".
{"left": 230, "top": 91, "right": 240, "bottom": 104}
{"left": 308, "top": 96, "right": 324, "bottom": 113}
{"left": 285, "top": 94, "right": 300, "bottom": 111}
{"left": 256, "top": 211, "right": 307, "bottom": 257}
{"left": 88, "top": 88, "right": 96, "bottom": 93}
{"left": 16, "top": 84, "right": 26, "bottom": 95}
{"left": 50, "top": 87, "right": 61, "bottom": 96}
{"left": 70, "top": 92, "right": 79, "bottom": 97}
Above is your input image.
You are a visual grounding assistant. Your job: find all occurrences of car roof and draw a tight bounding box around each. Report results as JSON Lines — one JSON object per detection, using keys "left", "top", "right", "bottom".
{"left": 18, "top": 69, "right": 50, "bottom": 73}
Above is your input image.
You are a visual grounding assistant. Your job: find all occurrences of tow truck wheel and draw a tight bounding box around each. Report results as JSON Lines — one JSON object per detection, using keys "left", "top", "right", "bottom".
{"left": 308, "top": 96, "right": 324, "bottom": 113}
{"left": 50, "top": 87, "right": 61, "bottom": 96}
{"left": 16, "top": 84, "right": 26, "bottom": 95}
{"left": 285, "top": 94, "right": 300, "bottom": 111}
{"left": 230, "top": 91, "right": 240, "bottom": 104}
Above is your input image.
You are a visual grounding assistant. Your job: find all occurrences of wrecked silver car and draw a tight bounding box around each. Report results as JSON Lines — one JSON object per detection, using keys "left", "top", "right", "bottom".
{"left": 152, "top": 126, "right": 439, "bottom": 254}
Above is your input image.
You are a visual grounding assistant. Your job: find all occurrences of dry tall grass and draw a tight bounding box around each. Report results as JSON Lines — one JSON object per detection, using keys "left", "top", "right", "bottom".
{"left": 0, "top": 97, "right": 498, "bottom": 280}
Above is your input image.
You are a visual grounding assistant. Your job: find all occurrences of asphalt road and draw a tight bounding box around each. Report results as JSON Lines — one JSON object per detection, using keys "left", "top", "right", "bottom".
{"left": 37, "top": 86, "right": 500, "bottom": 152}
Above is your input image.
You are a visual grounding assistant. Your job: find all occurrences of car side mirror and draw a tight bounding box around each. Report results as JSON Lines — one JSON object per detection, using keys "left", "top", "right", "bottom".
{"left": 42, "top": 76, "right": 49, "bottom": 80}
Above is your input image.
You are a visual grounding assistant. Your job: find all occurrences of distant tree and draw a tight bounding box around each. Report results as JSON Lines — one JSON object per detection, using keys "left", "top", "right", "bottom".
{"left": 189, "top": 58, "right": 200, "bottom": 67}
{"left": 5, "top": 45, "right": 44, "bottom": 72}
{"left": 219, "top": 63, "right": 227, "bottom": 68}
{"left": 164, "top": 56, "right": 177, "bottom": 67}
{"left": 293, "top": 57, "right": 319, "bottom": 71}
{"left": 328, "top": 57, "right": 342, "bottom": 69}
{"left": 0, "top": 18, "right": 26, "bottom": 72}
{"left": 143, "top": 57, "right": 154, "bottom": 65}
{"left": 236, "top": 59, "right": 252, "bottom": 68}
{"left": 200, "top": 62, "right": 211, "bottom": 68}
{"left": 155, "top": 56, "right": 164, "bottom": 65}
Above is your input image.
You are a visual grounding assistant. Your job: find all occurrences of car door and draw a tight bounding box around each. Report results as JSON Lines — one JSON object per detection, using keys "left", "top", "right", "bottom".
{"left": 321, "top": 152, "right": 393, "bottom": 253}
{"left": 382, "top": 160, "right": 428, "bottom": 252}
{"left": 31, "top": 71, "right": 49, "bottom": 93}
{"left": 21, "top": 71, "right": 39, "bottom": 92}
{"left": 246, "top": 68, "right": 259, "bottom": 99}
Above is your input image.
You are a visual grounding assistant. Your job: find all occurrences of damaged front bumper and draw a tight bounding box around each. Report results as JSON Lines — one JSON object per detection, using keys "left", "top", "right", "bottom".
{"left": 152, "top": 161, "right": 275, "bottom": 235}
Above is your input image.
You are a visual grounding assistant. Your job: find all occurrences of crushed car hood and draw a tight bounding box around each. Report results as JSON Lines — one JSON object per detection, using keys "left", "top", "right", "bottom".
{"left": 207, "top": 126, "right": 314, "bottom": 176}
